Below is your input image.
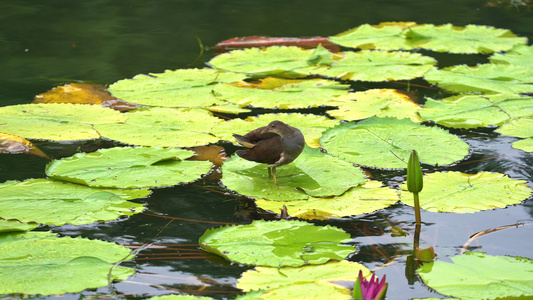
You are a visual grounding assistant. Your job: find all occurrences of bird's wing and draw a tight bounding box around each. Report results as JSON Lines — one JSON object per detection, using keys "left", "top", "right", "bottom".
{"left": 232, "top": 134, "right": 255, "bottom": 148}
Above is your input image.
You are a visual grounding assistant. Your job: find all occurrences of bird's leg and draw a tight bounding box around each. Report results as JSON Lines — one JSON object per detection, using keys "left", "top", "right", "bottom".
{"left": 272, "top": 167, "right": 278, "bottom": 187}
{"left": 268, "top": 167, "right": 272, "bottom": 178}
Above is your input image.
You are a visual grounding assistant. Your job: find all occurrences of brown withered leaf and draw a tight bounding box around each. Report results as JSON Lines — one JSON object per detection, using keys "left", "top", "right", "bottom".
{"left": 186, "top": 146, "right": 228, "bottom": 182}
{"left": 34, "top": 83, "right": 137, "bottom": 112}
{"left": 0, "top": 133, "right": 50, "bottom": 159}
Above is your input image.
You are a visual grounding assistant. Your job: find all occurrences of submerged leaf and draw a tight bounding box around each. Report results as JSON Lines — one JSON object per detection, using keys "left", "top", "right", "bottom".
{"left": 320, "top": 117, "right": 469, "bottom": 169}
{"left": 0, "top": 233, "right": 134, "bottom": 295}
{"left": 199, "top": 219, "right": 355, "bottom": 267}
{"left": 0, "top": 103, "right": 126, "bottom": 141}
{"left": 222, "top": 146, "right": 366, "bottom": 201}
{"left": 400, "top": 171, "right": 532, "bottom": 213}
{"left": 417, "top": 252, "right": 533, "bottom": 300}
{"left": 46, "top": 147, "right": 213, "bottom": 189}
{"left": 0, "top": 178, "right": 149, "bottom": 225}
{"left": 0, "top": 132, "right": 49, "bottom": 159}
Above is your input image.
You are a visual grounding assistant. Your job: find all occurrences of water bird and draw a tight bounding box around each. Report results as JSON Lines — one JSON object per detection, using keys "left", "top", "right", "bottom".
{"left": 233, "top": 120, "right": 305, "bottom": 185}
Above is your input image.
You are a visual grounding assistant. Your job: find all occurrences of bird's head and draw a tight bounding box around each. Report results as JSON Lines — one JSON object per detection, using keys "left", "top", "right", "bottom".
{"left": 261, "top": 120, "right": 287, "bottom": 137}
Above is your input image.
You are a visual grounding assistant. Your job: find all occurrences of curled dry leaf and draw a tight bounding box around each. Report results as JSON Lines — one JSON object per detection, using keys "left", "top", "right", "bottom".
{"left": 186, "top": 145, "right": 229, "bottom": 182}
{"left": 33, "top": 83, "right": 137, "bottom": 112}
{"left": 0, "top": 133, "right": 49, "bottom": 159}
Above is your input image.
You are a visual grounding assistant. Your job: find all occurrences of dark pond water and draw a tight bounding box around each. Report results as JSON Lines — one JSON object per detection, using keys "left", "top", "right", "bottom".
{"left": 1, "top": 1, "right": 532, "bottom": 299}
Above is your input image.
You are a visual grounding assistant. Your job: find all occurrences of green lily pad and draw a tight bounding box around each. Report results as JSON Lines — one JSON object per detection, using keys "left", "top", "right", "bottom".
{"left": 46, "top": 147, "right": 213, "bottom": 189}
{"left": 490, "top": 44, "right": 533, "bottom": 68}
{"left": 222, "top": 146, "right": 366, "bottom": 201}
{"left": 329, "top": 22, "right": 416, "bottom": 50}
{"left": 417, "top": 252, "right": 533, "bottom": 300}
{"left": 149, "top": 295, "right": 212, "bottom": 300}
{"left": 0, "top": 232, "right": 134, "bottom": 295}
{"left": 237, "top": 261, "right": 370, "bottom": 300}
{"left": 0, "top": 103, "right": 126, "bottom": 141}
{"left": 308, "top": 50, "right": 436, "bottom": 82}
{"left": 94, "top": 107, "right": 222, "bottom": 147}
{"left": 212, "top": 78, "right": 349, "bottom": 109}
{"left": 199, "top": 219, "right": 355, "bottom": 267}
{"left": 209, "top": 46, "right": 316, "bottom": 78}
{"left": 407, "top": 24, "right": 527, "bottom": 54}
{"left": 419, "top": 94, "right": 533, "bottom": 129}
{"left": 0, "top": 178, "right": 148, "bottom": 225}
{"left": 0, "top": 219, "right": 38, "bottom": 233}
{"left": 511, "top": 138, "right": 533, "bottom": 152}
{"left": 400, "top": 171, "right": 532, "bottom": 213}
{"left": 327, "top": 89, "right": 422, "bottom": 122}
{"left": 256, "top": 181, "right": 401, "bottom": 220}
{"left": 320, "top": 117, "right": 469, "bottom": 169}
{"left": 424, "top": 64, "right": 533, "bottom": 94}
{"left": 496, "top": 117, "right": 533, "bottom": 138}
{"left": 108, "top": 68, "right": 247, "bottom": 108}
{"left": 212, "top": 112, "right": 340, "bottom": 148}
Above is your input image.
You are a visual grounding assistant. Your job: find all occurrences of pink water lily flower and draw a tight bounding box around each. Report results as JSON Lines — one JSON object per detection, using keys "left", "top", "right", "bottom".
{"left": 353, "top": 270, "right": 388, "bottom": 300}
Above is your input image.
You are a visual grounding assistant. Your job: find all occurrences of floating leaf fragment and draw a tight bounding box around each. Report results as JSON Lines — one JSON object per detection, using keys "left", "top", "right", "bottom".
{"left": 199, "top": 219, "right": 355, "bottom": 267}
{"left": 0, "top": 132, "right": 49, "bottom": 159}
{"left": 400, "top": 171, "right": 532, "bottom": 213}
{"left": 46, "top": 147, "right": 213, "bottom": 189}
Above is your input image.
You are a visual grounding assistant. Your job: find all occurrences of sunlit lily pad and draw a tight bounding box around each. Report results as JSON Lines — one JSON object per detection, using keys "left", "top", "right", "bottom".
{"left": 0, "top": 103, "right": 126, "bottom": 141}
{"left": 329, "top": 22, "right": 417, "bottom": 50}
{"left": 209, "top": 46, "right": 315, "bottom": 78}
{"left": 108, "top": 69, "right": 247, "bottom": 108}
{"left": 0, "top": 132, "right": 49, "bottom": 159}
{"left": 320, "top": 117, "right": 469, "bottom": 169}
{"left": 149, "top": 295, "right": 212, "bottom": 300}
{"left": 212, "top": 113, "right": 339, "bottom": 148}
{"left": 327, "top": 89, "right": 422, "bottom": 122}
{"left": 417, "top": 252, "right": 533, "bottom": 299}
{"left": 308, "top": 50, "right": 436, "bottom": 82}
{"left": 94, "top": 107, "right": 222, "bottom": 147}
{"left": 46, "top": 147, "right": 213, "bottom": 189}
{"left": 496, "top": 117, "right": 533, "bottom": 152}
{"left": 490, "top": 44, "right": 533, "bottom": 68}
{"left": 222, "top": 146, "right": 366, "bottom": 201}
{"left": 0, "top": 178, "right": 149, "bottom": 225}
{"left": 213, "top": 77, "right": 349, "bottom": 109}
{"left": 237, "top": 260, "right": 370, "bottom": 299}
{"left": 400, "top": 171, "right": 532, "bottom": 213}
{"left": 0, "top": 232, "right": 134, "bottom": 295}
{"left": 199, "top": 219, "right": 355, "bottom": 267}
{"left": 424, "top": 64, "right": 533, "bottom": 94}
{"left": 407, "top": 24, "right": 527, "bottom": 54}
{"left": 419, "top": 94, "right": 533, "bottom": 129}
{"left": 256, "top": 181, "right": 401, "bottom": 220}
